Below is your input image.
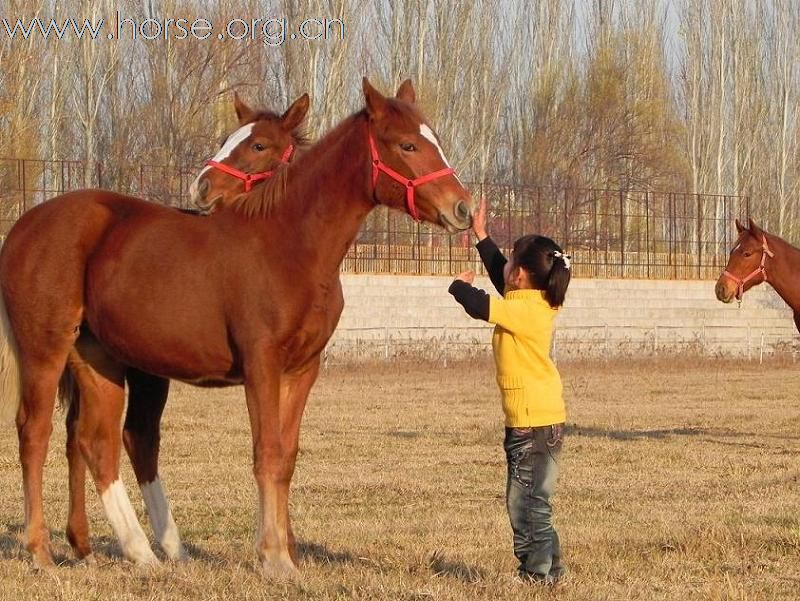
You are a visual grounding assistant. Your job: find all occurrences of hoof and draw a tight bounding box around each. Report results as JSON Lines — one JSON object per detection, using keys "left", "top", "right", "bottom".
{"left": 161, "top": 539, "right": 189, "bottom": 562}
{"left": 125, "top": 541, "right": 160, "bottom": 566}
{"left": 261, "top": 556, "right": 301, "bottom": 581}
{"left": 30, "top": 550, "right": 55, "bottom": 572}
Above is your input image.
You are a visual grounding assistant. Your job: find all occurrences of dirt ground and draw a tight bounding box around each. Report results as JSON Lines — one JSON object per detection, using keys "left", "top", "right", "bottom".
{"left": 0, "top": 359, "right": 798, "bottom": 600}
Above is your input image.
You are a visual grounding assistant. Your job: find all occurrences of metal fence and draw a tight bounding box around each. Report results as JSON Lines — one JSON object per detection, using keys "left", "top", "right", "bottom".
{"left": 0, "top": 158, "right": 749, "bottom": 279}
{"left": 345, "top": 186, "right": 750, "bottom": 279}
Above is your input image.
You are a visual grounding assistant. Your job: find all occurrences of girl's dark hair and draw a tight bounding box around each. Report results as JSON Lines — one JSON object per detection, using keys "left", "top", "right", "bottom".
{"left": 511, "top": 235, "right": 571, "bottom": 308}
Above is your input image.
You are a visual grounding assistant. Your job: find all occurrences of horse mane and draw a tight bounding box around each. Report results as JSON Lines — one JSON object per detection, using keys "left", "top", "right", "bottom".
{"left": 247, "top": 110, "right": 311, "bottom": 148}
{"left": 230, "top": 111, "right": 367, "bottom": 219}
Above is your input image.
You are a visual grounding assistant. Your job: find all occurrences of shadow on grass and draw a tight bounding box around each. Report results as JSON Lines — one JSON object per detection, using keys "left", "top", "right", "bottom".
{"left": 428, "top": 551, "right": 486, "bottom": 583}
{"left": 0, "top": 522, "right": 23, "bottom": 560}
{"left": 298, "top": 541, "right": 359, "bottom": 565}
{"left": 568, "top": 424, "right": 795, "bottom": 450}
{"left": 568, "top": 424, "right": 713, "bottom": 441}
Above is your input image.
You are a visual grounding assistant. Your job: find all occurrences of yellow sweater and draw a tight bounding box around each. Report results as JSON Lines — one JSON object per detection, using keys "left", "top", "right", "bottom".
{"left": 489, "top": 289, "right": 566, "bottom": 427}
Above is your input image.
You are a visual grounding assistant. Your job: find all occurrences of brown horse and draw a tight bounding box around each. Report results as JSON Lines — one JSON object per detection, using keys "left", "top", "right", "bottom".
{"left": 0, "top": 93, "right": 308, "bottom": 566}
{"left": 56, "top": 92, "right": 311, "bottom": 564}
{"left": 0, "top": 78, "right": 471, "bottom": 575}
{"left": 716, "top": 218, "right": 800, "bottom": 333}
{"left": 190, "top": 91, "right": 310, "bottom": 212}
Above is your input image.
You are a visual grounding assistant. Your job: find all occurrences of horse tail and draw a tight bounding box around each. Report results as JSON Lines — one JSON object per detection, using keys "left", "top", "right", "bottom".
{"left": 57, "top": 366, "right": 79, "bottom": 412}
{"left": 0, "top": 292, "right": 22, "bottom": 424}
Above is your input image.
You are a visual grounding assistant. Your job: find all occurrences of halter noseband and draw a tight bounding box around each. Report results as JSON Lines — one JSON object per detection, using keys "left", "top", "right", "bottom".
{"left": 205, "top": 144, "right": 294, "bottom": 193}
{"left": 722, "top": 235, "right": 775, "bottom": 300}
{"left": 367, "top": 130, "right": 455, "bottom": 222}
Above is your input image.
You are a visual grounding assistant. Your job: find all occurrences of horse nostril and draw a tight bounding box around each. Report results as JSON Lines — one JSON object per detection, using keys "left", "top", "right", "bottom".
{"left": 455, "top": 201, "right": 470, "bottom": 221}
{"left": 198, "top": 179, "right": 210, "bottom": 199}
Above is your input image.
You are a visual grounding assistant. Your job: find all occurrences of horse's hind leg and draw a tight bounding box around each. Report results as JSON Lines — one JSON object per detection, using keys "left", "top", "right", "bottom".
{"left": 16, "top": 361, "right": 69, "bottom": 569}
{"left": 65, "top": 394, "right": 93, "bottom": 561}
{"left": 123, "top": 368, "right": 187, "bottom": 561}
{"left": 68, "top": 336, "right": 157, "bottom": 565}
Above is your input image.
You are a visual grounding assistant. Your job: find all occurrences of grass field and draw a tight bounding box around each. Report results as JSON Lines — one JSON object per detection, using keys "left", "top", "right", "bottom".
{"left": 0, "top": 359, "right": 799, "bottom": 600}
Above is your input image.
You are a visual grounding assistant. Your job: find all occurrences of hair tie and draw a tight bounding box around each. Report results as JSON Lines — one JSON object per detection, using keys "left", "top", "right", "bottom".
{"left": 553, "top": 250, "right": 571, "bottom": 270}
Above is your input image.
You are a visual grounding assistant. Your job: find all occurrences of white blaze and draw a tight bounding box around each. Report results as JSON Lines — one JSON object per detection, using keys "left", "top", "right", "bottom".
{"left": 189, "top": 122, "right": 255, "bottom": 198}
{"left": 420, "top": 124, "right": 462, "bottom": 184}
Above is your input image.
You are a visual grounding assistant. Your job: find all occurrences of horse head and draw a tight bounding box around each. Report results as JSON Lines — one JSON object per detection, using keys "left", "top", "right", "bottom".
{"left": 363, "top": 78, "right": 472, "bottom": 232}
{"left": 715, "top": 218, "right": 774, "bottom": 303}
{"left": 189, "top": 92, "right": 310, "bottom": 213}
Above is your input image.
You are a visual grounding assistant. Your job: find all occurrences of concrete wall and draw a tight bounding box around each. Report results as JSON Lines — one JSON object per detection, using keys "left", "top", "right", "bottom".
{"left": 325, "top": 275, "right": 797, "bottom": 360}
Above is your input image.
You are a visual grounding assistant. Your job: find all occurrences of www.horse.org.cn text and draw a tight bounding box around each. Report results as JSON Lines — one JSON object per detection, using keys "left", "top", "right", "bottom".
{"left": 0, "top": 13, "right": 346, "bottom": 46}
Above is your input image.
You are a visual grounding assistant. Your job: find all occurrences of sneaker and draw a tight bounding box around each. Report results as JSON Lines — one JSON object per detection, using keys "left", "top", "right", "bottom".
{"left": 549, "top": 565, "right": 567, "bottom": 585}
{"left": 515, "top": 569, "right": 554, "bottom": 586}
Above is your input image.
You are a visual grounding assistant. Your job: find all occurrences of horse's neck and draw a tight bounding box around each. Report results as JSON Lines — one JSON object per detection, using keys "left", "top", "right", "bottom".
{"left": 766, "top": 234, "right": 800, "bottom": 312}
{"left": 271, "top": 114, "right": 374, "bottom": 278}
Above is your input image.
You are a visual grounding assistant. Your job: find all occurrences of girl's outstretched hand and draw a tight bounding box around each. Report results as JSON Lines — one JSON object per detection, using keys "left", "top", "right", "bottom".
{"left": 472, "top": 197, "right": 488, "bottom": 241}
{"left": 455, "top": 270, "right": 475, "bottom": 284}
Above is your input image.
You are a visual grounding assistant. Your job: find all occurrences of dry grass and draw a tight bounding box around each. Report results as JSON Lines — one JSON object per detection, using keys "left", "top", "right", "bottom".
{"left": 0, "top": 359, "right": 799, "bottom": 600}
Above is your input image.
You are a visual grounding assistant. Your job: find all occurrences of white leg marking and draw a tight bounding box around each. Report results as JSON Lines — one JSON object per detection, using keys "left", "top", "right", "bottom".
{"left": 101, "top": 479, "right": 158, "bottom": 564}
{"left": 141, "top": 478, "right": 187, "bottom": 561}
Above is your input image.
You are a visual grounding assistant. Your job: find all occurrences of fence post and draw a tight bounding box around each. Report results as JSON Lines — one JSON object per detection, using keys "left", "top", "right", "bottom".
{"left": 20, "top": 159, "right": 27, "bottom": 212}
{"left": 645, "top": 191, "right": 651, "bottom": 278}
{"left": 701, "top": 324, "right": 706, "bottom": 355}
{"left": 384, "top": 327, "right": 389, "bottom": 361}
{"left": 696, "top": 193, "right": 702, "bottom": 279}
{"left": 619, "top": 190, "right": 625, "bottom": 277}
{"left": 442, "top": 325, "right": 447, "bottom": 367}
{"left": 747, "top": 326, "right": 751, "bottom": 361}
{"left": 759, "top": 332, "right": 765, "bottom": 365}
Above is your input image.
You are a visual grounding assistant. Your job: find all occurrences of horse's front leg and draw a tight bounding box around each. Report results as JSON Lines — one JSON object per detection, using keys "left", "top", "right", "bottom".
{"left": 243, "top": 346, "right": 298, "bottom": 578}
{"left": 794, "top": 312, "right": 800, "bottom": 334}
{"left": 278, "top": 356, "right": 321, "bottom": 565}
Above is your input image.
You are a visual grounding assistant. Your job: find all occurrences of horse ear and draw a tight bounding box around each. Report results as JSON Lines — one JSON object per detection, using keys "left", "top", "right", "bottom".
{"left": 748, "top": 218, "right": 762, "bottom": 235}
{"left": 233, "top": 92, "right": 256, "bottom": 125}
{"left": 363, "top": 77, "right": 387, "bottom": 120}
{"left": 396, "top": 79, "right": 416, "bottom": 103}
{"left": 735, "top": 219, "right": 745, "bottom": 233}
{"left": 281, "top": 93, "right": 310, "bottom": 132}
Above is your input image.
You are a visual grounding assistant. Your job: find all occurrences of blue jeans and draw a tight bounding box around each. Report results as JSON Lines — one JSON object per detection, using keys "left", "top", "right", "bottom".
{"left": 504, "top": 424, "right": 564, "bottom": 581}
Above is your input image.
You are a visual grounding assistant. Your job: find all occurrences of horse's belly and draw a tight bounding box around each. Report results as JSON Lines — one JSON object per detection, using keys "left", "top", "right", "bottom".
{"left": 83, "top": 271, "right": 236, "bottom": 381}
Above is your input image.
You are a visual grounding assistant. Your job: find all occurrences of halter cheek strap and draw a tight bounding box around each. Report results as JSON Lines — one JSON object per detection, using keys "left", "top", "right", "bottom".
{"left": 722, "top": 235, "right": 774, "bottom": 300}
{"left": 205, "top": 144, "right": 294, "bottom": 193}
{"left": 367, "top": 131, "right": 455, "bottom": 222}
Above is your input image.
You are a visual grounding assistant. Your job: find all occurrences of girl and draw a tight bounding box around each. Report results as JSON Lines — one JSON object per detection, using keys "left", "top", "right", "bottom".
{"left": 448, "top": 197, "right": 571, "bottom": 584}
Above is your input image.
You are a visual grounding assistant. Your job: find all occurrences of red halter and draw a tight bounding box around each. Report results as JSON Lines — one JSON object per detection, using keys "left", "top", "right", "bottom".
{"left": 368, "top": 130, "right": 455, "bottom": 221}
{"left": 205, "top": 144, "right": 294, "bottom": 193}
{"left": 722, "top": 235, "right": 775, "bottom": 300}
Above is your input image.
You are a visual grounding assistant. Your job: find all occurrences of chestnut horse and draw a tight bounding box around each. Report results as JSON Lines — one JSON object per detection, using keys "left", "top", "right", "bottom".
{"left": 190, "top": 91, "right": 309, "bottom": 211}
{"left": 716, "top": 218, "right": 800, "bottom": 333}
{"left": 0, "top": 78, "right": 471, "bottom": 576}
{"left": 57, "top": 92, "right": 311, "bottom": 563}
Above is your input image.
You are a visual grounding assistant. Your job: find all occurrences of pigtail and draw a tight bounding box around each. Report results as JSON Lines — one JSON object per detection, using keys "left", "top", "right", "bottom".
{"left": 545, "top": 251, "right": 571, "bottom": 308}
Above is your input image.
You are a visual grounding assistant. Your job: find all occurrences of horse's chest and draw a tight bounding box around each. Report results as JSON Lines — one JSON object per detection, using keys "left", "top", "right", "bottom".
{"left": 285, "top": 280, "right": 344, "bottom": 365}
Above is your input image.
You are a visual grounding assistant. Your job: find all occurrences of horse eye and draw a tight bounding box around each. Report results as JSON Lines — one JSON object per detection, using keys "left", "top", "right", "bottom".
{"left": 742, "top": 251, "right": 752, "bottom": 257}
{"left": 399, "top": 143, "right": 416, "bottom": 152}
{"left": 252, "top": 143, "right": 266, "bottom": 152}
